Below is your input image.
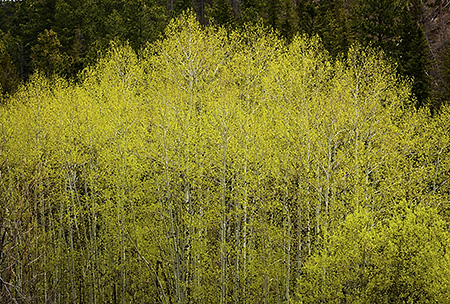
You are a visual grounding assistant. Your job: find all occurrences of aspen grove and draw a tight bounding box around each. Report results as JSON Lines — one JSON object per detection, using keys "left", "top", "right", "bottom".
{"left": 1, "top": 13, "right": 450, "bottom": 303}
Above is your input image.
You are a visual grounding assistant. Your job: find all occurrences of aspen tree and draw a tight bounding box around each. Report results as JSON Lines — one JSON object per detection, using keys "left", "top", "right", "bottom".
{"left": 265, "top": 34, "right": 334, "bottom": 301}
{"left": 1, "top": 12, "right": 449, "bottom": 303}
{"left": 419, "top": 104, "right": 450, "bottom": 220}
{"left": 298, "top": 204, "right": 450, "bottom": 303}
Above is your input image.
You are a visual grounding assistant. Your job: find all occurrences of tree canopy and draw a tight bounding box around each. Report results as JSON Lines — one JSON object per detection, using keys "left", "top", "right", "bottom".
{"left": 1, "top": 13, "right": 449, "bottom": 303}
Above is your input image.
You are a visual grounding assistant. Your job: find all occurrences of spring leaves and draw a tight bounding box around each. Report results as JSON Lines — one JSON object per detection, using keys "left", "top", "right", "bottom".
{"left": 1, "top": 12, "right": 449, "bottom": 303}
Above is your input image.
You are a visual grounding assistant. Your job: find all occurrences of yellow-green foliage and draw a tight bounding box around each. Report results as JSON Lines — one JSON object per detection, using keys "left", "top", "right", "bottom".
{"left": 298, "top": 204, "right": 450, "bottom": 303}
{"left": 0, "top": 12, "right": 449, "bottom": 303}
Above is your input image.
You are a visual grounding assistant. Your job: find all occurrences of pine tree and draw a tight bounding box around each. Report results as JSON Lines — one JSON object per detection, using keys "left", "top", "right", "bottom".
{"left": 209, "top": 0, "right": 233, "bottom": 26}
{"left": 397, "top": 17, "right": 431, "bottom": 107}
{"left": 296, "top": 0, "right": 317, "bottom": 35}
{"left": 316, "top": 0, "right": 350, "bottom": 56}
{"left": 0, "top": 31, "right": 19, "bottom": 97}
{"left": 351, "top": 0, "right": 401, "bottom": 52}
{"left": 238, "top": 0, "right": 263, "bottom": 24}
{"left": 351, "top": 0, "right": 431, "bottom": 107}
{"left": 437, "top": 41, "right": 450, "bottom": 107}
{"left": 31, "top": 29, "right": 65, "bottom": 77}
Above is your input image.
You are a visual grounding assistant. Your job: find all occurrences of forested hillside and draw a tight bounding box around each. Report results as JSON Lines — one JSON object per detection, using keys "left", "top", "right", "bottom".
{"left": 1, "top": 0, "right": 450, "bottom": 109}
{"left": 1, "top": 12, "right": 450, "bottom": 303}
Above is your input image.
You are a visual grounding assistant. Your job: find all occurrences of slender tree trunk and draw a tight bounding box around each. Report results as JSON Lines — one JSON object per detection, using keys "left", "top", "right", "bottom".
{"left": 439, "top": 0, "right": 444, "bottom": 43}
{"left": 197, "top": 0, "right": 206, "bottom": 25}
{"left": 295, "top": 203, "right": 302, "bottom": 302}
{"left": 234, "top": 200, "right": 241, "bottom": 304}
{"left": 220, "top": 131, "right": 228, "bottom": 304}
{"left": 284, "top": 205, "right": 291, "bottom": 304}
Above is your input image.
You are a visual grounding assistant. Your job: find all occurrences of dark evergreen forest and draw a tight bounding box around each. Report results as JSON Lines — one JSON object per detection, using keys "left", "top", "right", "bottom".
{"left": 1, "top": 1, "right": 450, "bottom": 303}
{"left": 1, "top": 0, "right": 450, "bottom": 108}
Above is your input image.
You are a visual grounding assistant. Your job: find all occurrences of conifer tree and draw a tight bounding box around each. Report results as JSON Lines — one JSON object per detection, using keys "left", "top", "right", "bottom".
{"left": 438, "top": 42, "right": 450, "bottom": 106}
{"left": 395, "top": 0, "right": 431, "bottom": 107}
{"left": 397, "top": 19, "right": 431, "bottom": 107}
{"left": 0, "top": 31, "right": 19, "bottom": 97}
{"left": 351, "top": 0, "right": 401, "bottom": 53}
{"left": 239, "top": 0, "right": 262, "bottom": 23}
{"left": 296, "top": 0, "right": 323, "bottom": 37}
{"left": 31, "top": 29, "right": 65, "bottom": 77}
{"left": 209, "top": 0, "right": 233, "bottom": 26}
{"left": 315, "top": 0, "right": 350, "bottom": 56}
{"left": 351, "top": 0, "right": 431, "bottom": 107}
